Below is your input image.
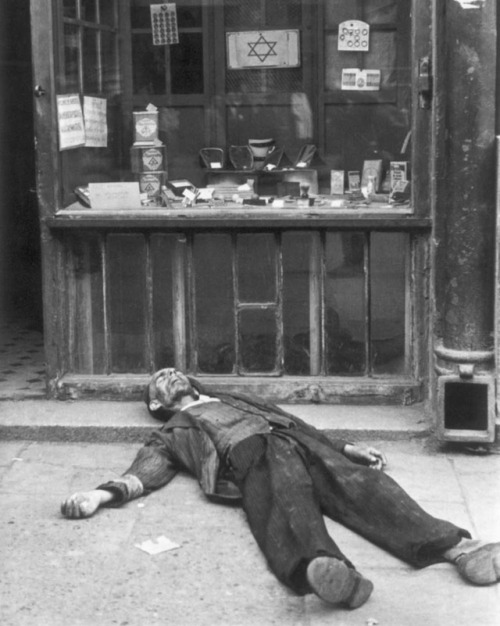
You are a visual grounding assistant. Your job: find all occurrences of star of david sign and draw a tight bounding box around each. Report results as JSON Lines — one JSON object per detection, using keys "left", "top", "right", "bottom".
{"left": 247, "top": 34, "right": 278, "bottom": 63}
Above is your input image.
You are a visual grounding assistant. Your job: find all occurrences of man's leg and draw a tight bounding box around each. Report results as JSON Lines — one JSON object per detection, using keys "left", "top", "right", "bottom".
{"left": 228, "top": 434, "right": 372, "bottom": 607}
{"left": 291, "top": 433, "right": 468, "bottom": 566}
{"left": 305, "top": 440, "right": 500, "bottom": 585}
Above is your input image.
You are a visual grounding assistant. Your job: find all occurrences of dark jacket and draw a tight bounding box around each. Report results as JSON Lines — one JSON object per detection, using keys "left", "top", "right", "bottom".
{"left": 99, "top": 392, "right": 350, "bottom": 505}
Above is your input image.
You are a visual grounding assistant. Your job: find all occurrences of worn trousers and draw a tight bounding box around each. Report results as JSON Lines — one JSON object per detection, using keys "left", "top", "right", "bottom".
{"left": 228, "top": 431, "right": 469, "bottom": 595}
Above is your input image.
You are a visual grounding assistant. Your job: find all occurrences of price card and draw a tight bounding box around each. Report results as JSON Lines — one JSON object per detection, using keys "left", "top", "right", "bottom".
{"left": 338, "top": 20, "right": 370, "bottom": 52}
{"left": 150, "top": 4, "right": 179, "bottom": 46}
{"left": 341, "top": 69, "right": 381, "bottom": 91}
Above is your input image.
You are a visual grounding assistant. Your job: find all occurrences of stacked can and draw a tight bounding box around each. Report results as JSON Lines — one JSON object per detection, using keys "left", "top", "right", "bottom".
{"left": 131, "top": 110, "right": 167, "bottom": 200}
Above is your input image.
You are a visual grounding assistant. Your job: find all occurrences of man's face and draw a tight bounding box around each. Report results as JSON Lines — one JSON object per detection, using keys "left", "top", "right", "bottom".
{"left": 149, "top": 368, "right": 195, "bottom": 410}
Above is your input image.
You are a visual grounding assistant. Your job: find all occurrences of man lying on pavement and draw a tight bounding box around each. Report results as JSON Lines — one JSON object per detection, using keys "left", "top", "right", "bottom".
{"left": 61, "top": 368, "right": 500, "bottom": 610}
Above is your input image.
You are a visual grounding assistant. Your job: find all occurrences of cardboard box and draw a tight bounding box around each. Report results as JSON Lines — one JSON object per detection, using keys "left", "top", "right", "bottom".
{"left": 131, "top": 145, "right": 167, "bottom": 173}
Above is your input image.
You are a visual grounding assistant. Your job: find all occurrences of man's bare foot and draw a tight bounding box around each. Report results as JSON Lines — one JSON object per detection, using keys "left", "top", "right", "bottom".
{"left": 60, "top": 489, "right": 114, "bottom": 519}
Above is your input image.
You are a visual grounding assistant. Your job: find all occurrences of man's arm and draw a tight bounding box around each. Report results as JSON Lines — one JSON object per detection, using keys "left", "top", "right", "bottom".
{"left": 61, "top": 438, "right": 178, "bottom": 519}
{"left": 342, "top": 443, "right": 387, "bottom": 470}
{"left": 61, "top": 489, "right": 116, "bottom": 518}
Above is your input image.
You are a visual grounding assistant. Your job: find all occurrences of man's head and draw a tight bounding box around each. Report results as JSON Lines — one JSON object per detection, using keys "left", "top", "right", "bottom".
{"left": 145, "top": 368, "right": 201, "bottom": 421}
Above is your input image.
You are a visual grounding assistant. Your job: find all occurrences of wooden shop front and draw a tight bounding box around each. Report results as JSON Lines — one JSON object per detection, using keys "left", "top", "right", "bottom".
{"left": 30, "top": 1, "right": 498, "bottom": 419}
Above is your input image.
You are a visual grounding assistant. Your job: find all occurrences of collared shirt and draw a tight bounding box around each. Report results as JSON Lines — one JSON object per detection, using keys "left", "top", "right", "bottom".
{"left": 181, "top": 394, "right": 220, "bottom": 412}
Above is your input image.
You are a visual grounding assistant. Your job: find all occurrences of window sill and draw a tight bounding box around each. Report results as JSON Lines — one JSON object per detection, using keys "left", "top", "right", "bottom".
{"left": 47, "top": 202, "right": 430, "bottom": 231}
{"left": 53, "top": 373, "right": 424, "bottom": 405}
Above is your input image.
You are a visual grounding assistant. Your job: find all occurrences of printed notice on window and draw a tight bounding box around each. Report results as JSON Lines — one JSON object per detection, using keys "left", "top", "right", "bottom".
{"left": 57, "top": 94, "right": 85, "bottom": 150}
{"left": 84, "top": 96, "right": 108, "bottom": 148}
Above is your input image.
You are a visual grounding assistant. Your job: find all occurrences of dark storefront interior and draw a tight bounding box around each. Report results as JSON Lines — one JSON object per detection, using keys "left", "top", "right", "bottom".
{"left": 0, "top": 1, "right": 45, "bottom": 398}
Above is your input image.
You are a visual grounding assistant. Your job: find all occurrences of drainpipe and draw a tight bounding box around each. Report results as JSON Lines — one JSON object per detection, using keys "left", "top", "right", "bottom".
{"left": 432, "top": 0, "right": 497, "bottom": 442}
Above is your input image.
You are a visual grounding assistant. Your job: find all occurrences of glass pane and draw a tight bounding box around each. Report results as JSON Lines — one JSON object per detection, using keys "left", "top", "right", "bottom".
{"left": 325, "top": 233, "right": 366, "bottom": 375}
{"left": 324, "top": 102, "right": 410, "bottom": 175}
{"left": 225, "top": 0, "right": 301, "bottom": 28}
{"left": 325, "top": 32, "right": 349, "bottom": 91}
{"left": 171, "top": 33, "right": 204, "bottom": 94}
{"left": 132, "top": 33, "right": 166, "bottom": 95}
{"left": 81, "top": 0, "right": 98, "bottom": 22}
{"left": 364, "top": 0, "right": 399, "bottom": 24}
{"left": 131, "top": 2, "right": 151, "bottom": 29}
{"left": 283, "top": 232, "right": 317, "bottom": 375}
{"left": 193, "top": 234, "right": 235, "bottom": 374}
{"left": 151, "top": 235, "right": 176, "bottom": 370}
{"left": 226, "top": 68, "right": 303, "bottom": 95}
{"left": 107, "top": 235, "right": 147, "bottom": 373}
{"left": 325, "top": 1, "right": 359, "bottom": 27}
{"left": 265, "top": 0, "right": 302, "bottom": 26}
{"left": 63, "top": 0, "right": 77, "bottom": 19}
{"left": 239, "top": 309, "right": 277, "bottom": 373}
{"left": 367, "top": 31, "right": 397, "bottom": 82}
{"left": 224, "top": 0, "right": 265, "bottom": 28}
{"left": 370, "top": 233, "right": 407, "bottom": 375}
{"left": 63, "top": 24, "right": 80, "bottom": 92}
{"left": 325, "top": 0, "right": 399, "bottom": 28}
{"left": 177, "top": 5, "right": 202, "bottom": 28}
{"left": 101, "top": 30, "right": 120, "bottom": 94}
{"left": 237, "top": 234, "right": 276, "bottom": 302}
{"left": 99, "top": 0, "right": 117, "bottom": 28}
{"left": 67, "top": 235, "right": 105, "bottom": 374}
{"left": 82, "top": 28, "right": 99, "bottom": 93}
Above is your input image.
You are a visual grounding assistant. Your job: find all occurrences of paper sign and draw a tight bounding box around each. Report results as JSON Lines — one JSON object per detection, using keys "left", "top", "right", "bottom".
{"left": 341, "top": 69, "right": 381, "bottom": 91}
{"left": 88, "top": 182, "right": 142, "bottom": 209}
{"left": 338, "top": 20, "right": 370, "bottom": 51}
{"left": 57, "top": 94, "right": 85, "bottom": 150}
{"left": 227, "top": 30, "right": 300, "bottom": 69}
{"left": 135, "top": 536, "right": 180, "bottom": 555}
{"left": 84, "top": 96, "right": 107, "bottom": 148}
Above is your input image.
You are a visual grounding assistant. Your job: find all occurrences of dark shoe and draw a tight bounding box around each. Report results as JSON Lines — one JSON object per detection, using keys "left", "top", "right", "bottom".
{"left": 306, "top": 556, "right": 373, "bottom": 609}
{"left": 455, "top": 543, "right": 500, "bottom": 585}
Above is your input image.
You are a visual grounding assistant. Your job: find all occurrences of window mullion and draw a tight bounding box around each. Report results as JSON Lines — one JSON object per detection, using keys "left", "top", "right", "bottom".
{"left": 232, "top": 233, "right": 240, "bottom": 374}
{"left": 276, "top": 231, "right": 284, "bottom": 374}
{"left": 145, "top": 234, "right": 154, "bottom": 372}
{"left": 102, "top": 233, "right": 111, "bottom": 374}
{"left": 172, "top": 234, "right": 187, "bottom": 371}
{"left": 309, "top": 231, "right": 322, "bottom": 375}
{"left": 364, "top": 231, "right": 372, "bottom": 376}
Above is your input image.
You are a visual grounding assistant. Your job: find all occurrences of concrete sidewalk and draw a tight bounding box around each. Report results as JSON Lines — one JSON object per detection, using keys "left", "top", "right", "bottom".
{"left": 1, "top": 429, "right": 500, "bottom": 625}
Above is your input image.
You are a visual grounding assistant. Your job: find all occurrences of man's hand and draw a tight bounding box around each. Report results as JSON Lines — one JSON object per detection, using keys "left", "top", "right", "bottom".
{"left": 342, "top": 444, "right": 387, "bottom": 470}
{"left": 60, "top": 489, "right": 115, "bottom": 519}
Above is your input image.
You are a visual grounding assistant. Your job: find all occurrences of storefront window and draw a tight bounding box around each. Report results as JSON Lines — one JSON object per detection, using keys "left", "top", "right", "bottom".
{"left": 55, "top": 0, "right": 412, "bottom": 201}
{"left": 45, "top": 0, "right": 422, "bottom": 399}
